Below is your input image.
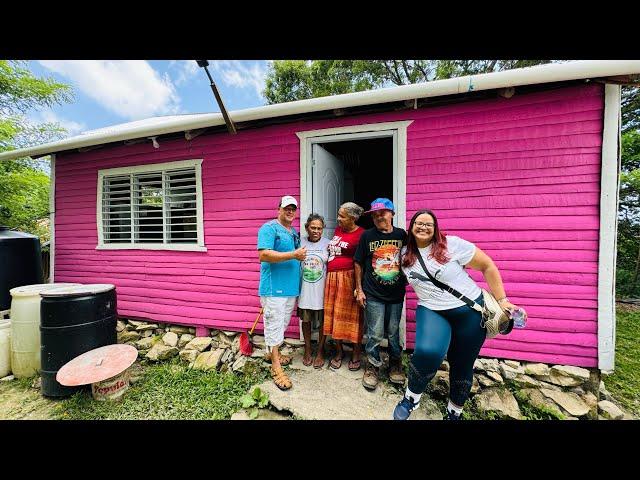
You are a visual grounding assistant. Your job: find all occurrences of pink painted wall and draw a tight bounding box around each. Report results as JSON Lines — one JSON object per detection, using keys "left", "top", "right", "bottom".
{"left": 54, "top": 83, "right": 604, "bottom": 367}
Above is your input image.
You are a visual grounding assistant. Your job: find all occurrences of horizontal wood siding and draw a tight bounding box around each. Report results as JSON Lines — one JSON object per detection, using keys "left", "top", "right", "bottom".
{"left": 404, "top": 84, "right": 604, "bottom": 367}
{"left": 54, "top": 83, "right": 603, "bottom": 366}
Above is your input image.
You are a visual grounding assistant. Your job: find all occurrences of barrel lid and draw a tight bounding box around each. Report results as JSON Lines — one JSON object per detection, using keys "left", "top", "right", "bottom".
{"left": 56, "top": 344, "right": 138, "bottom": 386}
{"left": 10, "top": 283, "right": 81, "bottom": 297}
{"left": 40, "top": 283, "right": 115, "bottom": 297}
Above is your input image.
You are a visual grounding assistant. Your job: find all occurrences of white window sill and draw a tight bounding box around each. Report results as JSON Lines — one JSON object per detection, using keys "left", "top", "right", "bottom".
{"left": 96, "top": 244, "right": 207, "bottom": 252}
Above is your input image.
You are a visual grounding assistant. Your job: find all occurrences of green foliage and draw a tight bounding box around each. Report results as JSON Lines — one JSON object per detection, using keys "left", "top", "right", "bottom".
{"left": 263, "top": 60, "right": 382, "bottom": 104}
{"left": 240, "top": 386, "right": 270, "bottom": 408}
{"left": 0, "top": 60, "right": 73, "bottom": 240}
{"left": 263, "top": 60, "right": 553, "bottom": 104}
{"left": 0, "top": 60, "right": 72, "bottom": 151}
{"left": 603, "top": 307, "right": 640, "bottom": 417}
{"left": 617, "top": 130, "right": 640, "bottom": 297}
{"left": 621, "top": 130, "right": 640, "bottom": 171}
{"left": 239, "top": 386, "right": 270, "bottom": 418}
{"left": 0, "top": 159, "right": 50, "bottom": 240}
{"left": 622, "top": 86, "right": 640, "bottom": 134}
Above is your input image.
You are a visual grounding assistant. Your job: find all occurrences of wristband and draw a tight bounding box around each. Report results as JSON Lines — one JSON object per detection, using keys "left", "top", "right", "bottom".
{"left": 497, "top": 296, "right": 509, "bottom": 304}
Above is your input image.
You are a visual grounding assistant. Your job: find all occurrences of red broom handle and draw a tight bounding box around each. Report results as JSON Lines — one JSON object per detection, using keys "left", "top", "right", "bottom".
{"left": 249, "top": 308, "right": 263, "bottom": 336}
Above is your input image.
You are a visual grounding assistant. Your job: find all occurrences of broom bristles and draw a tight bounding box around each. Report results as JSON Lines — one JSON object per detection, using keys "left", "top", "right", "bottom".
{"left": 238, "top": 331, "right": 252, "bottom": 356}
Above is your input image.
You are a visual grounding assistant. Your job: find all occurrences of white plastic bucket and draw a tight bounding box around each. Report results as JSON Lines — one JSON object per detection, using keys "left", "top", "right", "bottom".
{"left": 0, "top": 320, "right": 11, "bottom": 378}
{"left": 9, "top": 283, "right": 80, "bottom": 378}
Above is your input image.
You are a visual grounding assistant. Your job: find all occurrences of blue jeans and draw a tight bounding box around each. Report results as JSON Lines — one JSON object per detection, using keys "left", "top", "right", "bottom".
{"left": 408, "top": 295, "right": 486, "bottom": 406}
{"left": 364, "top": 298, "right": 403, "bottom": 367}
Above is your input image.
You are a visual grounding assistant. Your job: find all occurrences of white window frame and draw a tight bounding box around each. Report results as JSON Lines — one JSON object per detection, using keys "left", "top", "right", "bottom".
{"left": 96, "top": 159, "right": 206, "bottom": 252}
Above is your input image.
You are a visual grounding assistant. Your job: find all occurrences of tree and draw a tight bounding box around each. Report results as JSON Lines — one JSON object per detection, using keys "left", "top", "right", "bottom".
{"left": 617, "top": 130, "right": 640, "bottom": 296}
{"left": 622, "top": 86, "right": 640, "bottom": 134}
{"left": 263, "top": 60, "right": 553, "bottom": 104}
{"left": 0, "top": 60, "right": 73, "bottom": 240}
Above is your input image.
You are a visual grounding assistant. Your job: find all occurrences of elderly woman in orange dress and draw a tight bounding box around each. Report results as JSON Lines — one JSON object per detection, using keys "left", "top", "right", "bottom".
{"left": 317, "top": 202, "right": 365, "bottom": 371}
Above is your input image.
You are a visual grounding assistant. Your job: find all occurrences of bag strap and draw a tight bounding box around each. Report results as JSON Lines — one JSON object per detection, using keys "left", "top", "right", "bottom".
{"left": 415, "top": 251, "right": 483, "bottom": 313}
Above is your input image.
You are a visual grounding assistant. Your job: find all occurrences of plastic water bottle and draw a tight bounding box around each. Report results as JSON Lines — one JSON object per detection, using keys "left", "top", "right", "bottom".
{"left": 510, "top": 308, "right": 527, "bottom": 329}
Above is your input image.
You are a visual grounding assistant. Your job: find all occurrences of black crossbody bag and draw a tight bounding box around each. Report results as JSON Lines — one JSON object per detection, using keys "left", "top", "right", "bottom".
{"left": 415, "top": 251, "right": 513, "bottom": 338}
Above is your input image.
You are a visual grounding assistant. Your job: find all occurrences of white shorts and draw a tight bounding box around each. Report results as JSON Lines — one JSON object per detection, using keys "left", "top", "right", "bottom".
{"left": 260, "top": 296, "right": 297, "bottom": 348}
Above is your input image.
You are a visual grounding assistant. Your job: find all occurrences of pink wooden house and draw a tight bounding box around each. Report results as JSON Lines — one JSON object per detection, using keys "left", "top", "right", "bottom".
{"left": 3, "top": 61, "right": 638, "bottom": 372}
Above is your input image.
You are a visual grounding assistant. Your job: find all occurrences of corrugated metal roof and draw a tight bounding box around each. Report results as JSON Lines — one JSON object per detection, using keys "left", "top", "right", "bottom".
{"left": 1, "top": 60, "right": 639, "bottom": 161}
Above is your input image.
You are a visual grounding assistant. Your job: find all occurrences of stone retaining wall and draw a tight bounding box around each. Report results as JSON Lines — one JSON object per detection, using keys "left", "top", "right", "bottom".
{"left": 116, "top": 318, "right": 633, "bottom": 420}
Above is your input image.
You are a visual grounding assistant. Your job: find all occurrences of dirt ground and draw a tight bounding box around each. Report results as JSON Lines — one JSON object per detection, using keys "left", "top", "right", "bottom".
{"left": 0, "top": 380, "right": 56, "bottom": 420}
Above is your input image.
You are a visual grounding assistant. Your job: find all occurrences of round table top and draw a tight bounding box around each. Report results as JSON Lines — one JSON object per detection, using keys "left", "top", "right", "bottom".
{"left": 56, "top": 344, "right": 137, "bottom": 386}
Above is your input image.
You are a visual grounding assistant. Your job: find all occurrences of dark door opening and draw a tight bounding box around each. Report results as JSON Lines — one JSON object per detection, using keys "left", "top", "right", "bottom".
{"left": 320, "top": 137, "right": 393, "bottom": 231}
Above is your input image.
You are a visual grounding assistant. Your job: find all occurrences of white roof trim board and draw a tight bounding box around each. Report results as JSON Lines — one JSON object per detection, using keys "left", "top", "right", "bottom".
{"left": 2, "top": 60, "right": 640, "bottom": 162}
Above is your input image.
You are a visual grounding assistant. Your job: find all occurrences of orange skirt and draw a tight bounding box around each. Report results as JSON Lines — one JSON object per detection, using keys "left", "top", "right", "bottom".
{"left": 323, "top": 269, "right": 364, "bottom": 344}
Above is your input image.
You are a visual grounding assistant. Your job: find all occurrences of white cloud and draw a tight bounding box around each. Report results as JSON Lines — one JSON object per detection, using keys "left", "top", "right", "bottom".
{"left": 209, "top": 60, "right": 269, "bottom": 98}
{"left": 38, "top": 60, "right": 181, "bottom": 120}
{"left": 29, "top": 108, "right": 87, "bottom": 137}
{"left": 169, "top": 60, "right": 200, "bottom": 86}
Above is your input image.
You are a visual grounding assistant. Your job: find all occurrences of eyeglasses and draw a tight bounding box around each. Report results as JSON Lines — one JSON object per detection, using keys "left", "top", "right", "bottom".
{"left": 282, "top": 207, "right": 297, "bottom": 213}
{"left": 414, "top": 221, "right": 434, "bottom": 228}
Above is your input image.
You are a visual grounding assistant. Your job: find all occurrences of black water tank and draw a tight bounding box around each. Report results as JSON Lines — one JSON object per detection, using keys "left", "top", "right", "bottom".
{"left": 40, "top": 284, "right": 117, "bottom": 397}
{"left": 0, "top": 226, "right": 43, "bottom": 311}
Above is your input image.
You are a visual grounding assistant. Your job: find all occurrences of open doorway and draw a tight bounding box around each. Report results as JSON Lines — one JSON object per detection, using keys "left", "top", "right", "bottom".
{"left": 320, "top": 137, "right": 393, "bottom": 231}
{"left": 311, "top": 137, "right": 394, "bottom": 237}
{"left": 298, "top": 121, "right": 411, "bottom": 346}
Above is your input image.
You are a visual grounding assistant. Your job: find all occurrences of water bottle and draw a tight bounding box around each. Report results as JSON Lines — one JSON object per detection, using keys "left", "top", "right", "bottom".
{"left": 509, "top": 308, "right": 527, "bottom": 329}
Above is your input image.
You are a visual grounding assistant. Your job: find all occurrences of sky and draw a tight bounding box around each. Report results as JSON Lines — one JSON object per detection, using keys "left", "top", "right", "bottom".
{"left": 27, "top": 60, "right": 271, "bottom": 137}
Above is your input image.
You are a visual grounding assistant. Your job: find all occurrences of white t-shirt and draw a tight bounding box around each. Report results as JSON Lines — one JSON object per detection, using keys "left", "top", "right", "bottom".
{"left": 401, "top": 235, "right": 481, "bottom": 311}
{"left": 298, "top": 237, "right": 330, "bottom": 310}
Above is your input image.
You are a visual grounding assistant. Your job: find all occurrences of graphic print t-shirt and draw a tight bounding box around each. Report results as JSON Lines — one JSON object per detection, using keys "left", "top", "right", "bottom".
{"left": 257, "top": 220, "right": 301, "bottom": 297}
{"left": 401, "top": 235, "right": 480, "bottom": 310}
{"left": 298, "top": 236, "right": 330, "bottom": 310}
{"left": 327, "top": 226, "right": 364, "bottom": 272}
{"left": 354, "top": 227, "right": 407, "bottom": 303}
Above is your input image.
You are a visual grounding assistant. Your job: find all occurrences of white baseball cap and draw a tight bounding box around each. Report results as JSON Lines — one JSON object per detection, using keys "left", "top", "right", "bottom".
{"left": 279, "top": 195, "right": 298, "bottom": 208}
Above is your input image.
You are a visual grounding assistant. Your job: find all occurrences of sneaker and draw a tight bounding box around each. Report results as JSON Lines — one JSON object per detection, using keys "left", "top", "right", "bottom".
{"left": 393, "top": 396, "right": 419, "bottom": 420}
{"left": 445, "top": 409, "right": 461, "bottom": 420}
{"left": 388, "top": 357, "right": 406, "bottom": 385}
{"left": 362, "top": 363, "right": 380, "bottom": 390}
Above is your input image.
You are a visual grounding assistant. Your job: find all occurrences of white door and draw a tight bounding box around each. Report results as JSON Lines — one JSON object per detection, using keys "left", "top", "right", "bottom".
{"left": 312, "top": 144, "right": 343, "bottom": 239}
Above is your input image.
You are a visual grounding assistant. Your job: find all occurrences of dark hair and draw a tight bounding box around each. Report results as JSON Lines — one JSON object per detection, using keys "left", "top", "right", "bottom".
{"left": 305, "top": 213, "right": 325, "bottom": 229}
{"left": 402, "top": 209, "right": 449, "bottom": 268}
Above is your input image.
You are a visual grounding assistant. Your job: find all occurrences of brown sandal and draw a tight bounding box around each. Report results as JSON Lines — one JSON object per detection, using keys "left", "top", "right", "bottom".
{"left": 264, "top": 352, "right": 292, "bottom": 366}
{"left": 271, "top": 366, "right": 292, "bottom": 390}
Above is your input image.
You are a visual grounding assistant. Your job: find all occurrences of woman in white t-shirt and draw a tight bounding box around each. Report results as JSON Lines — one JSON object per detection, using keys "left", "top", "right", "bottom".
{"left": 297, "top": 214, "right": 330, "bottom": 367}
{"left": 393, "top": 209, "right": 526, "bottom": 421}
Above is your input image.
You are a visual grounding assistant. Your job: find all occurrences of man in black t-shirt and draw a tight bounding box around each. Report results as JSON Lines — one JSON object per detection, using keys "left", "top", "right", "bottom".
{"left": 354, "top": 198, "right": 407, "bottom": 391}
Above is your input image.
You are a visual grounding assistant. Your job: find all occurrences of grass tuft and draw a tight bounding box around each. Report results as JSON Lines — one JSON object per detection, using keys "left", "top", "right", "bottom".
{"left": 603, "top": 307, "right": 640, "bottom": 417}
{"left": 53, "top": 359, "right": 269, "bottom": 420}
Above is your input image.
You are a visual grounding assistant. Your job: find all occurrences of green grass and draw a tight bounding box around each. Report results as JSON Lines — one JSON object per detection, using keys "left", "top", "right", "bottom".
{"left": 52, "top": 359, "right": 269, "bottom": 420}
{"left": 603, "top": 307, "right": 640, "bottom": 417}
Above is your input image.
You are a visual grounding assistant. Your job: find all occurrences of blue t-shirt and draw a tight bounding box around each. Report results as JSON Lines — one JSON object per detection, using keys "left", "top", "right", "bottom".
{"left": 257, "top": 220, "right": 301, "bottom": 297}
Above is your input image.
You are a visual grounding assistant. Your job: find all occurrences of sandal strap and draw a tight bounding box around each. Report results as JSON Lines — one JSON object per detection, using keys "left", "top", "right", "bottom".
{"left": 271, "top": 367, "right": 292, "bottom": 388}
{"left": 265, "top": 353, "right": 292, "bottom": 365}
